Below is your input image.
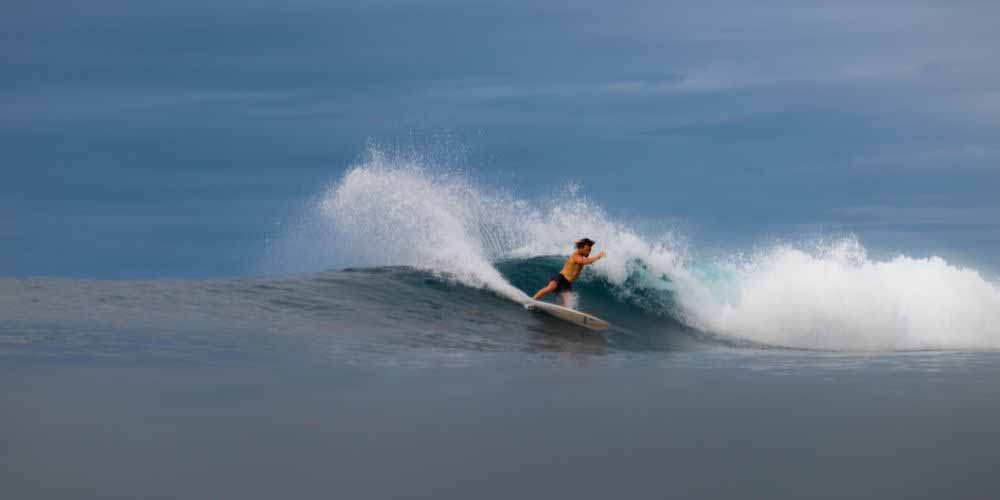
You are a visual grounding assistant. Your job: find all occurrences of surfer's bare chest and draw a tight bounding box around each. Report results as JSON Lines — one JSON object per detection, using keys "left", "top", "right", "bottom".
{"left": 560, "top": 255, "right": 583, "bottom": 281}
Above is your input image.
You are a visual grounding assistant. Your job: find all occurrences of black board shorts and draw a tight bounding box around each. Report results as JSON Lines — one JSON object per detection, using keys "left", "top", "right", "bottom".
{"left": 549, "top": 273, "right": 573, "bottom": 294}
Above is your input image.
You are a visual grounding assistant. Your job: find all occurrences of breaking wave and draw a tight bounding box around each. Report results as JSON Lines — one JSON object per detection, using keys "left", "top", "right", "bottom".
{"left": 262, "top": 145, "right": 1000, "bottom": 351}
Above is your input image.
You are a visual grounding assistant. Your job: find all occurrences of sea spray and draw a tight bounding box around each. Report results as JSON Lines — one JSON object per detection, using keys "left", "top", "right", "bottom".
{"left": 320, "top": 150, "right": 529, "bottom": 301}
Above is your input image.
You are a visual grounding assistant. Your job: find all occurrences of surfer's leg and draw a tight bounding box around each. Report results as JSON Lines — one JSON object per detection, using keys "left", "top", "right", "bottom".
{"left": 558, "top": 292, "right": 572, "bottom": 308}
{"left": 533, "top": 280, "right": 557, "bottom": 300}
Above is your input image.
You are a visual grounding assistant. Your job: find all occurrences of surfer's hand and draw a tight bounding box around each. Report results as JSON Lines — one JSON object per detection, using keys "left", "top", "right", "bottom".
{"left": 597, "top": 251, "right": 606, "bottom": 259}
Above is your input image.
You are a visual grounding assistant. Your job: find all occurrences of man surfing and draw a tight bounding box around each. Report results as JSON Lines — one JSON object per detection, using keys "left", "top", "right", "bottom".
{"left": 532, "top": 238, "right": 606, "bottom": 308}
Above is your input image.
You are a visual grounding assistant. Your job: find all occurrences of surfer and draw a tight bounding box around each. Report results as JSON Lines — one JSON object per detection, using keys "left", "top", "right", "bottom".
{"left": 532, "top": 238, "right": 606, "bottom": 308}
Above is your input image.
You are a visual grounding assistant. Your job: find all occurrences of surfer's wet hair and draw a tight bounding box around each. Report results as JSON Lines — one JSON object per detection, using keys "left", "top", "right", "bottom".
{"left": 576, "top": 238, "right": 596, "bottom": 249}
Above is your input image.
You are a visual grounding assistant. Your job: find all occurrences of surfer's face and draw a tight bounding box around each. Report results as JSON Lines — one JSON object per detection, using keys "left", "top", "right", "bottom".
{"left": 579, "top": 245, "right": 592, "bottom": 256}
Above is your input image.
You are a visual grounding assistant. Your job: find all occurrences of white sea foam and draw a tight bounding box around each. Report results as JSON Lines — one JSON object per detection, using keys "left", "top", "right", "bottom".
{"left": 692, "top": 239, "right": 1000, "bottom": 350}
{"left": 267, "top": 146, "right": 1000, "bottom": 351}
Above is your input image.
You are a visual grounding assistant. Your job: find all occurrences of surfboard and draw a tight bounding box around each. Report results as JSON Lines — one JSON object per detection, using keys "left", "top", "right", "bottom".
{"left": 526, "top": 299, "right": 610, "bottom": 331}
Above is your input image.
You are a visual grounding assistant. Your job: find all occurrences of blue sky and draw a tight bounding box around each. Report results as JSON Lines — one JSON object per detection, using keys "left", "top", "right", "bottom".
{"left": 4, "top": 0, "right": 999, "bottom": 277}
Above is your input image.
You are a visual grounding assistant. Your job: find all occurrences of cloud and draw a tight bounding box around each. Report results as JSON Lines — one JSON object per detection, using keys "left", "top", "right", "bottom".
{"left": 4, "top": 1, "right": 1000, "bottom": 220}
{"left": 827, "top": 204, "right": 1000, "bottom": 229}
{"left": 0, "top": 86, "right": 300, "bottom": 131}
{"left": 853, "top": 146, "right": 1000, "bottom": 173}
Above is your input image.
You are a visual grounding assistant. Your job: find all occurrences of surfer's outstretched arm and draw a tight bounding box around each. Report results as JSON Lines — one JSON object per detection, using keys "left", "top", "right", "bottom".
{"left": 573, "top": 250, "right": 606, "bottom": 266}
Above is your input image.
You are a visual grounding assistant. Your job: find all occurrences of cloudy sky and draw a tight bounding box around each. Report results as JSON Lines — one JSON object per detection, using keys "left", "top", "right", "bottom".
{"left": 4, "top": 0, "right": 999, "bottom": 277}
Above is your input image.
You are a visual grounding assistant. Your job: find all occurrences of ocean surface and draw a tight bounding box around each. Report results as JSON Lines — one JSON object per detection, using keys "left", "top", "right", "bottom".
{"left": 4, "top": 153, "right": 1000, "bottom": 499}
{"left": 5, "top": 1, "right": 1000, "bottom": 497}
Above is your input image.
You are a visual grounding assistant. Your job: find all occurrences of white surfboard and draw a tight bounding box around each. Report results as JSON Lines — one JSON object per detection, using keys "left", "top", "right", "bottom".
{"left": 527, "top": 299, "right": 610, "bottom": 331}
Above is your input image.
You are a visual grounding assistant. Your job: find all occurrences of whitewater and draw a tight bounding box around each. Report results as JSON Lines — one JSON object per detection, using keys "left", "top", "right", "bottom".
{"left": 264, "top": 145, "right": 1000, "bottom": 352}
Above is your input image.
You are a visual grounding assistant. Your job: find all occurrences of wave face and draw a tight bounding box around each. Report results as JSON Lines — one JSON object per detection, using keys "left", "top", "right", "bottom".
{"left": 0, "top": 264, "right": 698, "bottom": 363}
{"left": 259, "top": 145, "right": 1000, "bottom": 352}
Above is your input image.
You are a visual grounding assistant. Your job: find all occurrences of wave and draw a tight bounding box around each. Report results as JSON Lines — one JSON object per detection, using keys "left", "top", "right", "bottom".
{"left": 1, "top": 264, "right": 699, "bottom": 361}
{"left": 262, "top": 145, "right": 1000, "bottom": 352}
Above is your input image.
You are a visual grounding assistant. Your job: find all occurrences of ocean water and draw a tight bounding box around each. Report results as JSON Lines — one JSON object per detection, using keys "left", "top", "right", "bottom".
{"left": 4, "top": 148, "right": 1000, "bottom": 499}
